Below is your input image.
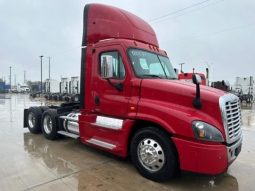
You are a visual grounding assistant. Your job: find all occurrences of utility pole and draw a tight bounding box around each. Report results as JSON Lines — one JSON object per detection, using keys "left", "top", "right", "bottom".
{"left": 48, "top": 56, "right": 51, "bottom": 93}
{"left": 48, "top": 57, "right": 51, "bottom": 81}
{"left": 24, "top": 70, "right": 26, "bottom": 84}
{"left": 14, "top": 74, "right": 16, "bottom": 86}
{"left": 40, "top": 55, "right": 44, "bottom": 95}
{"left": 9, "top": 66, "right": 12, "bottom": 90}
{"left": 179, "top": 63, "right": 185, "bottom": 73}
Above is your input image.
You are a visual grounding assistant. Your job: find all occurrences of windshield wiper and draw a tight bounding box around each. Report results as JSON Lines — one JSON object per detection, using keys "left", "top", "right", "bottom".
{"left": 140, "top": 74, "right": 162, "bottom": 79}
{"left": 168, "top": 77, "right": 178, "bottom": 80}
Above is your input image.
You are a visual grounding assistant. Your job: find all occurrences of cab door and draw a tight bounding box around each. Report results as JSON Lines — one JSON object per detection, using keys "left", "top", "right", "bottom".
{"left": 92, "top": 45, "right": 132, "bottom": 118}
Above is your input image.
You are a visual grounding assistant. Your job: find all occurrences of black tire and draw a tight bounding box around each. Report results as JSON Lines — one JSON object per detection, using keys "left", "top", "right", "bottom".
{"left": 41, "top": 109, "right": 59, "bottom": 140}
{"left": 53, "top": 95, "right": 58, "bottom": 101}
{"left": 72, "top": 94, "right": 80, "bottom": 102}
{"left": 64, "top": 96, "right": 70, "bottom": 102}
{"left": 58, "top": 95, "right": 63, "bottom": 101}
{"left": 40, "top": 106, "right": 49, "bottom": 113}
{"left": 27, "top": 107, "right": 42, "bottom": 134}
{"left": 130, "top": 127, "right": 178, "bottom": 182}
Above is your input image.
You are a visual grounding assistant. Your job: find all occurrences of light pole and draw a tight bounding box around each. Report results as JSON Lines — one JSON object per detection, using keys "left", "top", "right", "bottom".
{"left": 9, "top": 66, "right": 12, "bottom": 92}
{"left": 24, "top": 70, "right": 26, "bottom": 84}
{"left": 48, "top": 57, "right": 51, "bottom": 81}
{"left": 40, "top": 55, "right": 44, "bottom": 95}
{"left": 48, "top": 56, "right": 51, "bottom": 93}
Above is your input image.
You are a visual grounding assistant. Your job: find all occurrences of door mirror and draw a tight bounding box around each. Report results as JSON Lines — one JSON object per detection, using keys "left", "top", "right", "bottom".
{"left": 101, "top": 56, "right": 114, "bottom": 79}
{"left": 192, "top": 74, "right": 202, "bottom": 85}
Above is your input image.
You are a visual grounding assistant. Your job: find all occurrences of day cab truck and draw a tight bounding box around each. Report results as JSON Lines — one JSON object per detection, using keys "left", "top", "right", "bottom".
{"left": 23, "top": 4, "right": 242, "bottom": 181}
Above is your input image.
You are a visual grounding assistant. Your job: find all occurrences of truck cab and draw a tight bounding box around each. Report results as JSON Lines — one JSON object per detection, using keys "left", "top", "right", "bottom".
{"left": 24, "top": 3, "right": 242, "bottom": 182}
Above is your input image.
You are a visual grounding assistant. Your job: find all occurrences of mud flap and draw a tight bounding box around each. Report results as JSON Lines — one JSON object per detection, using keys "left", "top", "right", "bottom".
{"left": 23, "top": 109, "right": 28, "bottom": 128}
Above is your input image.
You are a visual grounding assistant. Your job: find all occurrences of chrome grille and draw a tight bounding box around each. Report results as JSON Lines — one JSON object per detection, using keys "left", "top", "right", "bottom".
{"left": 219, "top": 94, "right": 242, "bottom": 144}
{"left": 225, "top": 100, "right": 241, "bottom": 141}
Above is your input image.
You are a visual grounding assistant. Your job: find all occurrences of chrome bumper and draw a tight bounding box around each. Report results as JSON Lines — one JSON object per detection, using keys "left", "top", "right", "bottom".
{"left": 227, "top": 134, "right": 242, "bottom": 163}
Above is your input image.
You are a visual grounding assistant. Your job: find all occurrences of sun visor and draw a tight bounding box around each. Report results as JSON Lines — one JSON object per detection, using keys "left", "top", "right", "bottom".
{"left": 82, "top": 4, "right": 159, "bottom": 47}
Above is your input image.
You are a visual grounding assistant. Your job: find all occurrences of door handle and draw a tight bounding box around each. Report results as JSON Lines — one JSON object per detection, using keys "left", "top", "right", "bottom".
{"left": 95, "top": 96, "right": 100, "bottom": 106}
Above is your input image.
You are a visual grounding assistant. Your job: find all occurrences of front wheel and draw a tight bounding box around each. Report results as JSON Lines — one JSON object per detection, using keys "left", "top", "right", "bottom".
{"left": 130, "top": 127, "right": 179, "bottom": 182}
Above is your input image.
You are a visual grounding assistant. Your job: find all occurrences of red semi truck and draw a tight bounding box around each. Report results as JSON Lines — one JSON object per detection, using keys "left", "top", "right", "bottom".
{"left": 179, "top": 73, "right": 207, "bottom": 85}
{"left": 23, "top": 4, "right": 242, "bottom": 181}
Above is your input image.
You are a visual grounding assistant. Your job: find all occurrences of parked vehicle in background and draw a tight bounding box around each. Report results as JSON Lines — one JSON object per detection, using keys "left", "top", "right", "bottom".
{"left": 211, "top": 81, "right": 230, "bottom": 92}
{"left": 178, "top": 73, "right": 207, "bottom": 85}
{"left": 233, "top": 76, "right": 254, "bottom": 103}
{"left": 17, "top": 84, "right": 30, "bottom": 93}
{"left": 23, "top": 4, "right": 242, "bottom": 181}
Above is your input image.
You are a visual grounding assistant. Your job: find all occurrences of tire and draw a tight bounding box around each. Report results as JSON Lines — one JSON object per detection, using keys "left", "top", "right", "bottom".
{"left": 41, "top": 109, "right": 59, "bottom": 140}
{"left": 53, "top": 95, "right": 58, "bottom": 101}
{"left": 27, "top": 107, "right": 42, "bottom": 134}
{"left": 72, "top": 94, "right": 80, "bottom": 102}
{"left": 40, "top": 106, "right": 49, "bottom": 113}
{"left": 130, "top": 127, "right": 178, "bottom": 182}
{"left": 64, "top": 96, "right": 70, "bottom": 102}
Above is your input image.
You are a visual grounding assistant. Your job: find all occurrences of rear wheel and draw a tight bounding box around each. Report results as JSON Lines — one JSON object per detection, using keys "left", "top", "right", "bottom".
{"left": 130, "top": 127, "right": 178, "bottom": 182}
{"left": 27, "top": 107, "right": 42, "bottom": 134}
{"left": 42, "top": 109, "right": 59, "bottom": 140}
{"left": 39, "top": 106, "right": 49, "bottom": 113}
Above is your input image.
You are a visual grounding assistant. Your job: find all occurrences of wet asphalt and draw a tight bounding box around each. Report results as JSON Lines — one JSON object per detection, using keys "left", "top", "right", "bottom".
{"left": 0, "top": 93, "right": 254, "bottom": 191}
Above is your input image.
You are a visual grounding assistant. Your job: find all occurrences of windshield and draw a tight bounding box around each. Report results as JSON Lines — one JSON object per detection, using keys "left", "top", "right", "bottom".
{"left": 128, "top": 49, "right": 177, "bottom": 79}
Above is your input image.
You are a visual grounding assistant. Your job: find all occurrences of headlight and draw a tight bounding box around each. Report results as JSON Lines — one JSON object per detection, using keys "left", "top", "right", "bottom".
{"left": 192, "top": 121, "right": 224, "bottom": 142}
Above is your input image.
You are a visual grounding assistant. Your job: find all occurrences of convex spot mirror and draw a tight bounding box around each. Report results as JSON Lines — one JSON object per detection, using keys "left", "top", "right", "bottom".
{"left": 192, "top": 74, "right": 202, "bottom": 85}
{"left": 174, "top": 68, "right": 179, "bottom": 75}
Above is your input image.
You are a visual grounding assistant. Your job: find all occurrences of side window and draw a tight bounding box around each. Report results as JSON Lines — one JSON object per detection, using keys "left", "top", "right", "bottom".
{"left": 100, "top": 51, "right": 125, "bottom": 79}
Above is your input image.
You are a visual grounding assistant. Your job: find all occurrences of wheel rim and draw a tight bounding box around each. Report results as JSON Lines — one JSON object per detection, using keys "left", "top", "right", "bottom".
{"left": 43, "top": 115, "right": 52, "bottom": 134}
{"left": 137, "top": 138, "right": 165, "bottom": 172}
{"left": 28, "top": 112, "right": 36, "bottom": 128}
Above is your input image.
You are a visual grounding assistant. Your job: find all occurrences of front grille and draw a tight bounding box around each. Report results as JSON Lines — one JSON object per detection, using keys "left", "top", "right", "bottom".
{"left": 225, "top": 100, "right": 241, "bottom": 141}
{"left": 219, "top": 94, "right": 242, "bottom": 144}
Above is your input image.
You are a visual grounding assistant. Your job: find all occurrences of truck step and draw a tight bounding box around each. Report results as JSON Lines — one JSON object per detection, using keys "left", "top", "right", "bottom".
{"left": 57, "top": 130, "right": 79, "bottom": 139}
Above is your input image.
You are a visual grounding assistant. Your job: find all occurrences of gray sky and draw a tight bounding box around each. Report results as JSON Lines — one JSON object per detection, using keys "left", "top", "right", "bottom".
{"left": 0, "top": 0, "right": 254, "bottom": 85}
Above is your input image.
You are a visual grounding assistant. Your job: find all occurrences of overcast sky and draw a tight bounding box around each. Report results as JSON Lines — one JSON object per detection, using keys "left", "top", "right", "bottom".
{"left": 0, "top": 0, "right": 254, "bottom": 85}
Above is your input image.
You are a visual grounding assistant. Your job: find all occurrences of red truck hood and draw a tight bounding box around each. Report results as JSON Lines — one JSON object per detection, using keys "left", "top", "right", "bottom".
{"left": 140, "top": 79, "right": 225, "bottom": 127}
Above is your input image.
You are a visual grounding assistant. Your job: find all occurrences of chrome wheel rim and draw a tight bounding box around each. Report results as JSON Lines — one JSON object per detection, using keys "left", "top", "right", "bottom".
{"left": 28, "top": 112, "right": 36, "bottom": 128}
{"left": 138, "top": 138, "right": 165, "bottom": 172}
{"left": 43, "top": 115, "right": 52, "bottom": 134}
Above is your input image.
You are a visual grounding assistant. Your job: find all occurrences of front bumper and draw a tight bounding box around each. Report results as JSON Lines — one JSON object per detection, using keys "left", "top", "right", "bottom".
{"left": 172, "top": 137, "right": 242, "bottom": 175}
{"left": 227, "top": 135, "right": 242, "bottom": 163}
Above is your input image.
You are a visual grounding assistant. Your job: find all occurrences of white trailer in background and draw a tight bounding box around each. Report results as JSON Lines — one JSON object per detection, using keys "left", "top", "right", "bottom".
{"left": 44, "top": 79, "right": 60, "bottom": 93}
{"left": 233, "top": 76, "right": 254, "bottom": 103}
{"left": 60, "top": 77, "right": 69, "bottom": 93}
{"left": 69, "top": 76, "right": 79, "bottom": 94}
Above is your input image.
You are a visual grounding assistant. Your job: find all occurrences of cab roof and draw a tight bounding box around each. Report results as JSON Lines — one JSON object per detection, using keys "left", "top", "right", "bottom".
{"left": 82, "top": 4, "right": 159, "bottom": 47}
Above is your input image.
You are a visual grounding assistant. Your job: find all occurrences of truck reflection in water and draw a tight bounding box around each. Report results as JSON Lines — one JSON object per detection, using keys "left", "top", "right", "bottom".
{"left": 23, "top": 132, "right": 239, "bottom": 191}
{"left": 23, "top": 133, "right": 78, "bottom": 176}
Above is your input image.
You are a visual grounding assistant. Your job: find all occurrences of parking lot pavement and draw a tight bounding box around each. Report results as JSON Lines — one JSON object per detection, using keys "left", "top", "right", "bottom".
{"left": 0, "top": 93, "right": 254, "bottom": 191}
